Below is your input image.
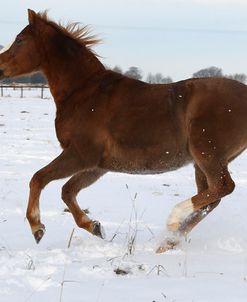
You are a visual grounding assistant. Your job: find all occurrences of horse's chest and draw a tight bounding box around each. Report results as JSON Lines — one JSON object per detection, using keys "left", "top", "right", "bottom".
{"left": 55, "top": 116, "right": 73, "bottom": 148}
{"left": 55, "top": 112, "right": 96, "bottom": 149}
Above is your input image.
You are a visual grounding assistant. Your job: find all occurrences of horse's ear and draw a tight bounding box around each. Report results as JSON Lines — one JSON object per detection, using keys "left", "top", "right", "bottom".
{"left": 28, "top": 9, "right": 37, "bottom": 25}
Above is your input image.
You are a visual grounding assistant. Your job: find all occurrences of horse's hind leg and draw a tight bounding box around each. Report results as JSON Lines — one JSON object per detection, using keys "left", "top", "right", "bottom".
{"left": 157, "top": 164, "right": 220, "bottom": 253}
{"left": 157, "top": 160, "right": 234, "bottom": 253}
{"left": 61, "top": 169, "right": 106, "bottom": 238}
{"left": 168, "top": 160, "right": 234, "bottom": 230}
{"left": 178, "top": 164, "right": 221, "bottom": 235}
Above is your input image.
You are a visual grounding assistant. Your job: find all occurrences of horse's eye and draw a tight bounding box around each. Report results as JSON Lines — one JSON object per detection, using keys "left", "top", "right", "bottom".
{"left": 15, "top": 38, "right": 22, "bottom": 44}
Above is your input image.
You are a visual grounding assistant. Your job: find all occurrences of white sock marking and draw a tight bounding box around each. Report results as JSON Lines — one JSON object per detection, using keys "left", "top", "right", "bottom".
{"left": 167, "top": 198, "right": 194, "bottom": 227}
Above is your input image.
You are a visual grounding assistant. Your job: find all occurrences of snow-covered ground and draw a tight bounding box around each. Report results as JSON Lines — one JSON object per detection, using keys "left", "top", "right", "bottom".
{"left": 1, "top": 92, "right": 247, "bottom": 301}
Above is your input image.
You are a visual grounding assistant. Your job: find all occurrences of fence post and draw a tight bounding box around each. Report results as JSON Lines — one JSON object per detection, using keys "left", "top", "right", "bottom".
{"left": 41, "top": 85, "right": 44, "bottom": 99}
{"left": 1, "top": 86, "right": 3, "bottom": 97}
{"left": 21, "top": 86, "right": 23, "bottom": 98}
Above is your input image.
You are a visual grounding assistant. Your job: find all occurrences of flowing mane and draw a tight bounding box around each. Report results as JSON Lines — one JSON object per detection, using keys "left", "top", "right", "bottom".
{"left": 36, "top": 10, "right": 101, "bottom": 49}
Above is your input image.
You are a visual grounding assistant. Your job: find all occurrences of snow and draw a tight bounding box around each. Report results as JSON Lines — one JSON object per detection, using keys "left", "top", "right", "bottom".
{"left": 1, "top": 93, "right": 247, "bottom": 301}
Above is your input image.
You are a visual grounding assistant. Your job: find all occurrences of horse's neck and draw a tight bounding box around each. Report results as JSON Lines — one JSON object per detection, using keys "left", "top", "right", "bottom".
{"left": 41, "top": 48, "right": 105, "bottom": 107}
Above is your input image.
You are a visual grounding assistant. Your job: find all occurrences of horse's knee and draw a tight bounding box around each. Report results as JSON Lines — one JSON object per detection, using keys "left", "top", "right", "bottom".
{"left": 29, "top": 171, "right": 46, "bottom": 190}
{"left": 61, "top": 185, "right": 74, "bottom": 205}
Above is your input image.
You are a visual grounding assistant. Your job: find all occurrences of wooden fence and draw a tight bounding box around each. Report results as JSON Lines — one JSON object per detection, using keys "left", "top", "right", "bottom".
{"left": 0, "top": 84, "right": 49, "bottom": 99}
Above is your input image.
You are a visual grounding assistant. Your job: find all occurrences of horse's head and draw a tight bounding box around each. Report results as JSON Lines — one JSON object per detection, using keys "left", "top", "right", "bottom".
{"left": 0, "top": 9, "right": 103, "bottom": 84}
{"left": 0, "top": 9, "right": 45, "bottom": 80}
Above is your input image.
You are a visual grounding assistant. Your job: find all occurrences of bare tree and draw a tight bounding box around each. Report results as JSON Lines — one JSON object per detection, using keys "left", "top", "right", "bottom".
{"left": 124, "top": 66, "right": 143, "bottom": 80}
{"left": 146, "top": 73, "right": 155, "bottom": 83}
{"left": 146, "top": 72, "right": 172, "bottom": 84}
{"left": 160, "top": 76, "right": 173, "bottom": 84}
{"left": 193, "top": 66, "right": 223, "bottom": 78}
{"left": 153, "top": 73, "right": 163, "bottom": 83}
{"left": 112, "top": 65, "right": 123, "bottom": 74}
{"left": 225, "top": 73, "right": 247, "bottom": 84}
{"left": 193, "top": 66, "right": 246, "bottom": 84}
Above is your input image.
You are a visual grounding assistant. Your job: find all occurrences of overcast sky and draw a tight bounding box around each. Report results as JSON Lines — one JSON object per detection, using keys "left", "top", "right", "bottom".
{"left": 1, "top": 0, "right": 247, "bottom": 81}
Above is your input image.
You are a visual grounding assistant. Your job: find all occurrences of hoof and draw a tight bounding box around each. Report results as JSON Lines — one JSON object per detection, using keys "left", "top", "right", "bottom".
{"left": 156, "top": 238, "right": 179, "bottom": 253}
{"left": 34, "top": 227, "right": 45, "bottom": 244}
{"left": 92, "top": 221, "right": 105, "bottom": 239}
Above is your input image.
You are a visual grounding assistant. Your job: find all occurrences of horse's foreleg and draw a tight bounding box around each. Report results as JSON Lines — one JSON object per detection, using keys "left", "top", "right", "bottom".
{"left": 61, "top": 169, "right": 106, "bottom": 238}
{"left": 26, "top": 147, "right": 92, "bottom": 243}
{"left": 157, "top": 162, "right": 234, "bottom": 253}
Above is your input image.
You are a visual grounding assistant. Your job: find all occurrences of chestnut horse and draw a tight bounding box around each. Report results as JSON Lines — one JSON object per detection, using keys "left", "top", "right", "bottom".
{"left": 0, "top": 9, "right": 246, "bottom": 252}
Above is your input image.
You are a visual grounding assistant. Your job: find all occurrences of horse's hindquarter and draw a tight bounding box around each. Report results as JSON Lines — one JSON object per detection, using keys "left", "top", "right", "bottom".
{"left": 185, "top": 78, "right": 247, "bottom": 162}
{"left": 99, "top": 80, "right": 191, "bottom": 174}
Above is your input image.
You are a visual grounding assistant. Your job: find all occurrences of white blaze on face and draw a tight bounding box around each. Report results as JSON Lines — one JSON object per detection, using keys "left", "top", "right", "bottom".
{"left": 167, "top": 198, "right": 194, "bottom": 231}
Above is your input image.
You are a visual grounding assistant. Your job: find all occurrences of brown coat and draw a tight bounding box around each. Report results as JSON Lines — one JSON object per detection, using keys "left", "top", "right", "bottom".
{"left": 0, "top": 9, "right": 245, "bottom": 251}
